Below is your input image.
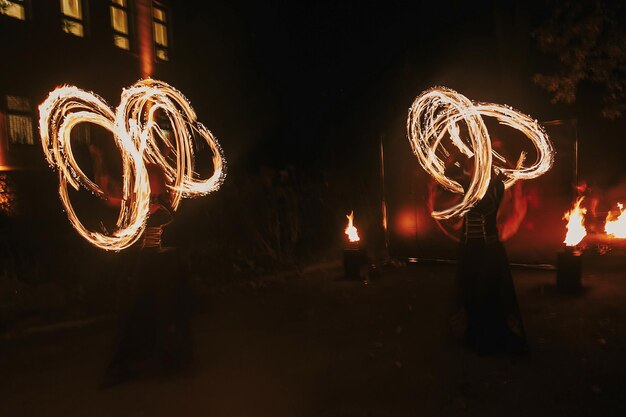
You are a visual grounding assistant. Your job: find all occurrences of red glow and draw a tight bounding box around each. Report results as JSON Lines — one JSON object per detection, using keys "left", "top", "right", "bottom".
{"left": 394, "top": 206, "right": 426, "bottom": 238}
{"left": 136, "top": 0, "right": 154, "bottom": 78}
{"left": 498, "top": 182, "right": 527, "bottom": 241}
{"left": 427, "top": 178, "right": 530, "bottom": 242}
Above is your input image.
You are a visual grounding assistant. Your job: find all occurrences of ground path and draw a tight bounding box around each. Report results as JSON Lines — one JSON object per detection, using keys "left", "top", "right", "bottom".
{"left": 2, "top": 262, "right": 625, "bottom": 417}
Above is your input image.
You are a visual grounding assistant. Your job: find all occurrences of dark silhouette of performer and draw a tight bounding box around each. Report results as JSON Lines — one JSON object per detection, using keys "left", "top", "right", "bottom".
{"left": 455, "top": 167, "right": 529, "bottom": 355}
{"left": 98, "top": 159, "right": 193, "bottom": 387}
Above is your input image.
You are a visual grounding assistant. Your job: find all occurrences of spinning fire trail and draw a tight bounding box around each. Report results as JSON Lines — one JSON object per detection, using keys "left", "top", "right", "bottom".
{"left": 407, "top": 87, "right": 554, "bottom": 220}
{"left": 39, "top": 79, "right": 226, "bottom": 251}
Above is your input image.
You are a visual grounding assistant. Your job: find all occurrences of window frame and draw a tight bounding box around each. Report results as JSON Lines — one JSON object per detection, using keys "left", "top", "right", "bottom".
{"left": 0, "top": 0, "right": 28, "bottom": 21}
{"left": 152, "top": 1, "right": 171, "bottom": 62}
{"left": 60, "top": 0, "right": 87, "bottom": 38}
{"left": 110, "top": 0, "right": 133, "bottom": 51}
{"left": 5, "top": 95, "right": 35, "bottom": 147}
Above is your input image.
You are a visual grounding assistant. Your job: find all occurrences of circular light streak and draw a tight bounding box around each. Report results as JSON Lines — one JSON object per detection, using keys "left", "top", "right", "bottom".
{"left": 39, "top": 79, "right": 226, "bottom": 251}
{"left": 407, "top": 87, "right": 554, "bottom": 219}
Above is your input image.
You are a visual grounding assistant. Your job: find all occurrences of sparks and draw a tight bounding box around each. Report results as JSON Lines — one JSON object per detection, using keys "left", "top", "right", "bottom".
{"left": 345, "top": 211, "right": 360, "bottom": 243}
{"left": 407, "top": 87, "right": 554, "bottom": 219}
{"left": 605, "top": 203, "right": 626, "bottom": 239}
{"left": 39, "top": 79, "right": 226, "bottom": 251}
{"left": 563, "top": 197, "right": 587, "bottom": 247}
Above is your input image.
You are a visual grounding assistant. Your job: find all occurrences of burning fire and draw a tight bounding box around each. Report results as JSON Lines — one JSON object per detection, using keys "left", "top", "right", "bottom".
{"left": 345, "top": 211, "right": 360, "bottom": 243}
{"left": 39, "top": 79, "right": 226, "bottom": 251}
{"left": 563, "top": 197, "right": 587, "bottom": 246}
{"left": 407, "top": 87, "right": 554, "bottom": 219}
{"left": 605, "top": 203, "right": 626, "bottom": 238}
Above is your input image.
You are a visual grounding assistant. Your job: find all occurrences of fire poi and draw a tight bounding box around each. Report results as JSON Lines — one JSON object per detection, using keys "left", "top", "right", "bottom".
{"left": 38, "top": 79, "right": 226, "bottom": 251}
{"left": 407, "top": 87, "right": 554, "bottom": 220}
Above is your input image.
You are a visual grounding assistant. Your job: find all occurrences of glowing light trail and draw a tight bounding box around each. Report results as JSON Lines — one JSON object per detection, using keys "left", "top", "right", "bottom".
{"left": 407, "top": 87, "right": 554, "bottom": 219}
{"left": 39, "top": 79, "right": 226, "bottom": 251}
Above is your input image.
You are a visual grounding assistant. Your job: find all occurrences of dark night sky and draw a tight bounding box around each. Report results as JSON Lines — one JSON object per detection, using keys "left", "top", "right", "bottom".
{"left": 171, "top": 0, "right": 625, "bottom": 187}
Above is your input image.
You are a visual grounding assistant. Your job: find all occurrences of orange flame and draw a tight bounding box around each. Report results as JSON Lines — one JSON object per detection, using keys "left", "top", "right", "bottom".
{"left": 563, "top": 197, "right": 587, "bottom": 246}
{"left": 605, "top": 203, "right": 626, "bottom": 238}
{"left": 345, "top": 211, "right": 360, "bottom": 243}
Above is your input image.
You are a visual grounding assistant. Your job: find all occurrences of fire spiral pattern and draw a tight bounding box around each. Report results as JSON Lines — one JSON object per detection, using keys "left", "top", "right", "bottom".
{"left": 407, "top": 87, "right": 554, "bottom": 220}
{"left": 39, "top": 79, "right": 226, "bottom": 251}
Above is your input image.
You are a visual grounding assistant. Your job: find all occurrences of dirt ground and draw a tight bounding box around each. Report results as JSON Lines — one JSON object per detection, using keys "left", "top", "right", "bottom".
{"left": 1, "top": 261, "right": 625, "bottom": 417}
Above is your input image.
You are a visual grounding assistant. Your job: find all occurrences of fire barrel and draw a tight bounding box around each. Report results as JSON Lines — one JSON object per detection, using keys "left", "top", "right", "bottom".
{"left": 556, "top": 249, "right": 582, "bottom": 292}
{"left": 343, "top": 247, "right": 369, "bottom": 280}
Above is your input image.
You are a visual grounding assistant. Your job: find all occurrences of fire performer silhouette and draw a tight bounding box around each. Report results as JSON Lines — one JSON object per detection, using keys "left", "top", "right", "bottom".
{"left": 99, "top": 160, "right": 193, "bottom": 387}
{"left": 406, "top": 87, "right": 553, "bottom": 355}
{"left": 39, "top": 80, "right": 226, "bottom": 386}
{"left": 452, "top": 161, "right": 529, "bottom": 355}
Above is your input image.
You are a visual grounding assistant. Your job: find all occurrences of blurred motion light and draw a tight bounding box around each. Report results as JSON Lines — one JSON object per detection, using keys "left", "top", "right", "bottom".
{"left": 407, "top": 87, "right": 554, "bottom": 219}
{"left": 39, "top": 79, "right": 226, "bottom": 251}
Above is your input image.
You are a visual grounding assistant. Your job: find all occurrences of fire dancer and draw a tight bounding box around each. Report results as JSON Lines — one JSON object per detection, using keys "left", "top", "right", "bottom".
{"left": 100, "top": 160, "right": 193, "bottom": 387}
{"left": 452, "top": 160, "right": 529, "bottom": 355}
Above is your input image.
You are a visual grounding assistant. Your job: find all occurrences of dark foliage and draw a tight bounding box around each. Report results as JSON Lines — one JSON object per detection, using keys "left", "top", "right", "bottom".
{"left": 533, "top": 0, "right": 626, "bottom": 118}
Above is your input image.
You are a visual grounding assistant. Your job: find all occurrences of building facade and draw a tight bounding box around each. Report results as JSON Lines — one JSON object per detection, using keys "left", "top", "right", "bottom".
{"left": 0, "top": 0, "right": 176, "bottom": 222}
{"left": 0, "top": 0, "right": 172, "bottom": 177}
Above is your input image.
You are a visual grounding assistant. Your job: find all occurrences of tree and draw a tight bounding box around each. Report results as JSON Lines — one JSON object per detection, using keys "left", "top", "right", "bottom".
{"left": 533, "top": 0, "right": 626, "bottom": 119}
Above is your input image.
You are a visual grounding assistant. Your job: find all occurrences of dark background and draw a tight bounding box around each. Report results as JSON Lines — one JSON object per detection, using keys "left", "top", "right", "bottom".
{"left": 1, "top": 0, "right": 625, "bottom": 320}
{"left": 173, "top": 0, "right": 626, "bottom": 262}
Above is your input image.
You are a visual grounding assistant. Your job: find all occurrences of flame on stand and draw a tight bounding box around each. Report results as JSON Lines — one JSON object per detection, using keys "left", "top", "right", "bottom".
{"left": 563, "top": 197, "right": 587, "bottom": 246}
{"left": 345, "top": 211, "right": 360, "bottom": 243}
{"left": 605, "top": 203, "right": 626, "bottom": 238}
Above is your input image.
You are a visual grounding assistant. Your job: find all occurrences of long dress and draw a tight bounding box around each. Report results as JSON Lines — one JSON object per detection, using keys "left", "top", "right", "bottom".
{"left": 457, "top": 177, "right": 529, "bottom": 355}
{"left": 103, "top": 195, "right": 192, "bottom": 386}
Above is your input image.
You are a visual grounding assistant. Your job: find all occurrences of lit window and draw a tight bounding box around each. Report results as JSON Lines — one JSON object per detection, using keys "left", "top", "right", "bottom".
{"left": 0, "top": 0, "right": 26, "bottom": 20}
{"left": 111, "top": 0, "right": 131, "bottom": 50}
{"left": 153, "top": 3, "right": 169, "bottom": 61}
{"left": 60, "top": 0, "right": 85, "bottom": 37}
{"left": 6, "top": 95, "right": 34, "bottom": 146}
